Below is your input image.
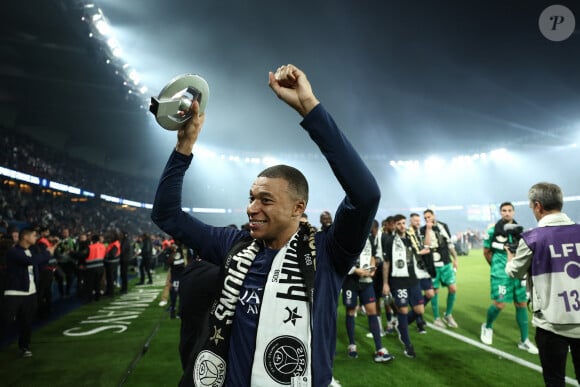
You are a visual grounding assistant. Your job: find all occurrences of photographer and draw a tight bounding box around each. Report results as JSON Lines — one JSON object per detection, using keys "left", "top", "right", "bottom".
{"left": 506, "top": 183, "right": 580, "bottom": 387}
{"left": 480, "top": 202, "right": 538, "bottom": 354}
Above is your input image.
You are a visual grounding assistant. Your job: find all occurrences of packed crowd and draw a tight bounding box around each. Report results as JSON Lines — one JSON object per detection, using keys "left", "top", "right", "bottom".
{"left": 0, "top": 125, "right": 157, "bottom": 203}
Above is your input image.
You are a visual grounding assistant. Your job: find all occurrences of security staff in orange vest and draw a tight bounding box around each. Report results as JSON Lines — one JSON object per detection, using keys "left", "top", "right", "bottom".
{"left": 85, "top": 234, "right": 105, "bottom": 302}
{"left": 104, "top": 232, "right": 121, "bottom": 297}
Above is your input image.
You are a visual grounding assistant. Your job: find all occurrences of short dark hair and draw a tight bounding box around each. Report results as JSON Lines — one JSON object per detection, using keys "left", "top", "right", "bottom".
{"left": 499, "top": 202, "right": 514, "bottom": 210}
{"left": 19, "top": 228, "right": 35, "bottom": 241}
{"left": 409, "top": 212, "right": 420, "bottom": 218}
{"left": 258, "top": 165, "right": 309, "bottom": 203}
{"left": 528, "top": 182, "right": 563, "bottom": 211}
{"left": 423, "top": 209, "right": 434, "bottom": 216}
{"left": 393, "top": 214, "right": 406, "bottom": 223}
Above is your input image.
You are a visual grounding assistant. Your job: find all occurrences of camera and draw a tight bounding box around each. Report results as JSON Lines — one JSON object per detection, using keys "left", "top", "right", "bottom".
{"left": 504, "top": 223, "right": 523, "bottom": 253}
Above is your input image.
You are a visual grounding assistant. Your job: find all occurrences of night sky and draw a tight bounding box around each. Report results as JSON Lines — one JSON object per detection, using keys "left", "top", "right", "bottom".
{"left": 1, "top": 0, "right": 579, "bottom": 228}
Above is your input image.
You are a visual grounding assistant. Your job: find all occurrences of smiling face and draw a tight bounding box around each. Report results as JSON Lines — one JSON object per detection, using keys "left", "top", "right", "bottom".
{"left": 410, "top": 214, "right": 421, "bottom": 229}
{"left": 247, "top": 176, "right": 305, "bottom": 250}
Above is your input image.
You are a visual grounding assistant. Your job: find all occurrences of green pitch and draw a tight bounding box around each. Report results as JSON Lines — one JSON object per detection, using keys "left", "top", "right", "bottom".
{"left": 0, "top": 250, "right": 577, "bottom": 386}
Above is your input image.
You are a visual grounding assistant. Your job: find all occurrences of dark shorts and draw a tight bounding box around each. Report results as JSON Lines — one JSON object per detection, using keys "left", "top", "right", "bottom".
{"left": 342, "top": 279, "right": 376, "bottom": 308}
{"left": 372, "top": 263, "right": 384, "bottom": 299}
{"left": 392, "top": 283, "right": 423, "bottom": 308}
{"left": 419, "top": 278, "right": 433, "bottom": 292}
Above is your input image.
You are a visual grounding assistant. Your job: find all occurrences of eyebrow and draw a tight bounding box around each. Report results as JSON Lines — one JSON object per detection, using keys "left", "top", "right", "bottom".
{"left": 249, "top": 190, "right": 275, "bottom": 198}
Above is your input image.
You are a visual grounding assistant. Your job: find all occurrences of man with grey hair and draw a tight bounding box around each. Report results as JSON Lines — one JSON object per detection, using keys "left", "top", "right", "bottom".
{"left": 506, "top": 182, "right": 580, "bottom": 386}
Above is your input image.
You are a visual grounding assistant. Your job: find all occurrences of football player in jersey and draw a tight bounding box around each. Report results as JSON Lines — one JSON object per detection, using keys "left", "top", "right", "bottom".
{"left": 406, "top": 213, "right": 434, "bottom": 334}
{"left": 421, "top": 209, "right": 459, "bottom": 328}
{"left": 481, "top": 202, "right": 538, "bottom": 354}
{"left": 382, "top": 214, "right": 427, "bottom": 358}
{"left": 343, "top": 234, "right": 394, "bottom": 363}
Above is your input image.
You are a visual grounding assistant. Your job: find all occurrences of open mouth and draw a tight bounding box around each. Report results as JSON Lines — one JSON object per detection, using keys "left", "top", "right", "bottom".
{"left": 249, "top": 220, "right": 266, "bottom": 228}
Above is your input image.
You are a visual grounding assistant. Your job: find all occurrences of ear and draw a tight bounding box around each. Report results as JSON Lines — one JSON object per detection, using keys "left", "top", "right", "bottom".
{"left": 292, "top": 200, "right": 306, "bottom": 218}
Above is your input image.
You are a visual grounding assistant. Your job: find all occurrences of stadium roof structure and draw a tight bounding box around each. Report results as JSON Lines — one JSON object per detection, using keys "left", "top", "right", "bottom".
{"left": 1, "top": 1, "right": 579, "bottom": 179}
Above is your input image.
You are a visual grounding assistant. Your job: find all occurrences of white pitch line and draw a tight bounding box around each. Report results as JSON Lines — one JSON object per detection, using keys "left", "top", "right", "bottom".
{"left": 426, "top": 322, "right": 579, "bottom": 387}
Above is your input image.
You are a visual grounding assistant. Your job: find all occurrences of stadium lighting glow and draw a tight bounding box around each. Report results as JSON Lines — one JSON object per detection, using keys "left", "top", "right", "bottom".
{"left": 111, "top": 47, "right": 122, "bottom": 58}
{"left": 0, "top": 166, "right": 40, "bottom": 185}
{"left": 192, "top": 207, "right": 227, "bottom": 214}
{"left": 128, "top": 69, "right": 140, "bottom": 85}
{"left": 106, "top": 37, "right": 119, "bottom": 49}
{"left": 100, "top": 194, "right": 121, "bottom": 204}
{"left": 78, "top": 0, "right": 151, "bottom": 107}
{"left": 424, "top": 156, "right": 445, "bottom": 171}
{"left": 388, "top": 147, "right": 514, "bottom": 171}
{"left": 94, "top": 19, "right": 111, "bottom": 36}
{"left": 489, "top": 148, "right": 508, "bottom": 160}
{"left": 261, "top": 156, "right": 278, "bottom": 166}
{"left": 121, "top": 199, "right": 142, "bottom": 207}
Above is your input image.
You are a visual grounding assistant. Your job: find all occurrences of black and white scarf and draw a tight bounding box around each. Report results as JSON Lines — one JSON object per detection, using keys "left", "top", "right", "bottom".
{"left": 192, "top": 223, "right": 317, "bottom": 386}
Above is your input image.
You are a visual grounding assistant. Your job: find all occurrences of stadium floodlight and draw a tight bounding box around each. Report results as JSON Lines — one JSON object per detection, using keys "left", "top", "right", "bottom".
{"left": 111, "top": 47, "right": 123, "bottom": 58}
{"left": 106, "top": 37, "right": 119, "bottom": 50}
{"left": 128, "top": 69, "right": 140, "bottom": 85}
{"left": 94, "top": 19, "right": 111, "bottom": 36}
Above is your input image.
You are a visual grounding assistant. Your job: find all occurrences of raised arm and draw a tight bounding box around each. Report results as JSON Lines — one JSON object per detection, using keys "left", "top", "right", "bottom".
{"left": 270, "top": 64, "right": 380, "bottom": 264}
{"left": 151, "top": 101, "right": 242, "bottom": 263}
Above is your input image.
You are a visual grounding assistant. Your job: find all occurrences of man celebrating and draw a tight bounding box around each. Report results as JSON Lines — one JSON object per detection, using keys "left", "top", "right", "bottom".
{"left": 481, "top": 202, "right": 538, "bottom": 354}
{"left": 152, "top": 64, "right": 380, "bottom": 386}
{"left": 506, "top": 182, "right": 580, "bottom": 386}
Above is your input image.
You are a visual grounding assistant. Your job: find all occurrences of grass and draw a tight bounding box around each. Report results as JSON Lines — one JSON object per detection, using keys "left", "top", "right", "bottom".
{"left": 0, "top": 250, "right": 577, "bottom": 386}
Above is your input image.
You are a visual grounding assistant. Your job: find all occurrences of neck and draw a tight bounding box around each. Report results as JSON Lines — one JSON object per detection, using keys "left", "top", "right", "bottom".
{"left": 264, "top": 226, "right": 299, "bottom": 250}
{"left": 538, "top": 210, "right": 560, "bottom": 221}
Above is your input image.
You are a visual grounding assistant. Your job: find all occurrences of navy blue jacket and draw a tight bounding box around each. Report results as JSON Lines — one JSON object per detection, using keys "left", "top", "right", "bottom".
{"left": 4, "top": 244, "right": 51, "bottom": 293}
{"left": 152, "top": 104, "right": 380, "bottom": 386}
